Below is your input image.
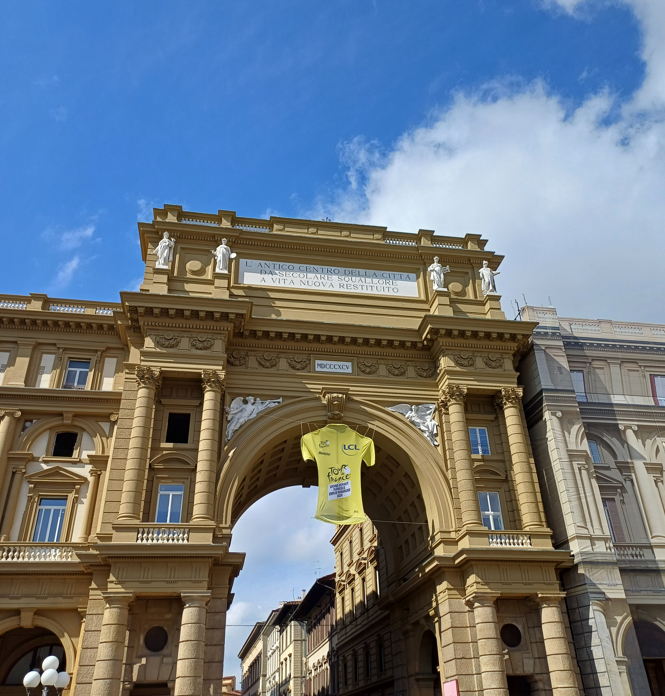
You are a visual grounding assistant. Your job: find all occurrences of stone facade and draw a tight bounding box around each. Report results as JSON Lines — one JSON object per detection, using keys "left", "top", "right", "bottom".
{"left": 519, "top": 305, "right": 665, "bottom": 696}
{"left": 0, "top": 205, "right": 581, "bottom": 696}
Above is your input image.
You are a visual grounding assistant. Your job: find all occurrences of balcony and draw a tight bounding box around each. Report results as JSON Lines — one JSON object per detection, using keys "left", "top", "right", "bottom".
{"left": 488, "top": 533, "right": 532, "bottom": 548}
{"left": 0, "top": 544, "right": 79, "bottom": 562}
{"left": 136, "top": 527, "right": 190, "bottom": 543}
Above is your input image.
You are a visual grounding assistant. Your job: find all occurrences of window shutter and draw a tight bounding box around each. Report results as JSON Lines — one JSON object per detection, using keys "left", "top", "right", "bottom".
{"left": 603, "top": 498, "right": 626, "bottom": 543}
{"left": 101, "top": 357, "right": 117, "bottom": 391}
{"left": 37, "top": 354, "right": 55, "bottom": 388}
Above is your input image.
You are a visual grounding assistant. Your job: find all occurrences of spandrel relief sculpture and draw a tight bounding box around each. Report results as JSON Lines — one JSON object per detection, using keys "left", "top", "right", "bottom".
{"left": 150, "top": 232, "right": 175, "bottom": 269}
{"left": 387, "top": 403, "right": 439, "bottom": 446}
{"left": 211, "top": 238, "right": 237, "bottom": 273}
{"left": 427, "top": 256, "right": 450, "bottom": 291}
{"left": 225, "top": 396, "right": 283, "bottom": 442}
{"left": 479, "top": 260, "right": 499, "bottom": 295}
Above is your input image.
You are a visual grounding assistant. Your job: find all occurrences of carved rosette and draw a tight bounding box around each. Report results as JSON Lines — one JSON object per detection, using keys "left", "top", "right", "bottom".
{"left": 256, "top": 353, "right": 280, "bottom": 369}
{"left": 287, "top": 356, "right": 309, "bottom": 371}
{"left": 414, "top": 364, "right": 436, "bottom": 379}
{"left": 201, "top": 370, "right": 226, "bottom": 393}
{"left": 482, "top": 354, "right": 503, "bottom": 370}
{"left": 386, "top": 363, "right": 407, "bottom": 377}
{"left": 452, "top": 352, "right": 475, "bottom": 368}
{"left": 227, "top": 350, "right": 248, "bottom": 367}
{"left": 494, "top": 387, "right": 523, "bottom": 410}
{"left": 154, "top": 333, "right": 181, "bottom": 349}
{"left": 321, "top": 390, "right": 346, "bottom": 421}
{"left": 438, "top": 384, "right": 467, "bottom": 412}
{"left": 191, "top": 336, "right": 214, "bottom": 351}
{"left": 135, "top": 366, "right": 162, "bottom": 390}
{"left": 358, "top": 361, "right": 379, "bottom": 375}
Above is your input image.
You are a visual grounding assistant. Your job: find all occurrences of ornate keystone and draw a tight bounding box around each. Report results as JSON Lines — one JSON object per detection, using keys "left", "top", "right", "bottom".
{"left": 201, "top": 370, "right": 225, "bottom": 392}
{"left": 135, "top": 366, "right": 161, "bottom": 390}
{"left": 321, "top": 389, "right": 348, "bottom": 421}
{"left": 494, "top": 387, "right": 523, "bottom": 410}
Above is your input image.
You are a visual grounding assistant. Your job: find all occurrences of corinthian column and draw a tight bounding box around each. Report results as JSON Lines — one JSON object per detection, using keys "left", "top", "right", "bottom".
{"left": 495, "top": 388, "right": 543, "bottom": 529}
{"left": 175, "top": 592, "right": 211, "bottom": 696}
{"left": 118, "top": 367, "right": 161, "bottom": 521}
{"left": 191, "top": 371, "right": 225, "bottom": 522}
{"left": 466, "top": 593, "right": 508, "bottom": 696}
{"left": 536, "top": 594, "right": 580, "bottom": 696}
{"left": 439, "top": 385, "right": 482, "bottom": 528}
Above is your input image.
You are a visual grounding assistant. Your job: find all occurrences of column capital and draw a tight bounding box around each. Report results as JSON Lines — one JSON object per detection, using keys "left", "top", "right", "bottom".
{"left": 101, "top": 591, "right": 135, "bottom": 607}
{"left": 135, "top": 366, "right": 162, "bottom": 390}
{"left": 531, "top": 592, "right": 565, "bottom": 607}
{"left": 494, "top": 387, "right": 523, "bottom": 410}
{"left": 89, "top": 467, "right": 103, "bottom": 478}
{"left": 438, "top": 384, "right": 467, "bottom": 411}
{"left": 181, "top": 591, "right": 212, "bottom": 607}
{"left": 201, "top": 370, "right": 225, "bottom": 393}
{"left": 464, "top": 591, "right": 501, "bottom": 609}
{"left": 0, "top": 410, "right": 21, "bottom": 419}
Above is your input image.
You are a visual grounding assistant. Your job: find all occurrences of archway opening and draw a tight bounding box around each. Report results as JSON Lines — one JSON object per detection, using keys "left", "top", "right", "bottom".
{"left": 634, "top": 620, "right": 665, "bottom": 695}
{"left": 0, "top": 627, "right": 66, "bottom": 694}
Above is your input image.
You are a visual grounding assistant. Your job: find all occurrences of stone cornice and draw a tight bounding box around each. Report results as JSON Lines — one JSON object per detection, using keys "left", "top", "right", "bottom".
{"left": 0, "top": 387, "right": 122, "bottom": 409}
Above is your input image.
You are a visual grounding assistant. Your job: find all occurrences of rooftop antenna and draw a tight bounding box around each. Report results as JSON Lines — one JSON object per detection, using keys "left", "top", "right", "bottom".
{"left": 522, "top": 294, "right": 528, "bottom": 307}
{"left": 513, "top": 298, "right": 522, "bottom": 322}
{"left": 548, "top": 296, "right": 554, "bottom": 307}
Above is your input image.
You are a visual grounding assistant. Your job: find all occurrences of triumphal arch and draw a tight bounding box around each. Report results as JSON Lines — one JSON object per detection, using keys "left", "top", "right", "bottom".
{"left": 0, "top": 205, "right": 581, "bottom": 696}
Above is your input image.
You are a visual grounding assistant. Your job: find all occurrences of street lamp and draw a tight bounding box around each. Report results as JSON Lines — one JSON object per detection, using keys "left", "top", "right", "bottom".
{"left": 22, "top": 655, "right": 71, "bottom": 695}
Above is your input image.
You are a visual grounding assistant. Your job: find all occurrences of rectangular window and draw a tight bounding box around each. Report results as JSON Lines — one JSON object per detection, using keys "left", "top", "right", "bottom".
{"left": 63, "top": 359, "right": 90, "bottom": 390}
{"left": 571, "top": 370, "right": 587, "bottom": 402}
{"left": 353, "top": 654, "right": 358, "bottom": 683}
{"left": 0, "top": 351, "right": 9, "bottom": 386}
{"left": 378, "top": 643, "right": 385, "bottom": 673}
{"left": 350, "top": 587, "right": 355, "bottom": 615}
{"left": 32, "top": 498, "right": 67, "bottom": 542}
{"left": 478, "top": 491, "right": 504, "bottom": 530}
{"left": 52, "top": 431, "right": 78, "bottom": 458}
{"left": 37, "top": 354, "right": 56, "bottom": 388}
{"left": 359, "top": 525, "right": 363, "bottom": 549}
{"left": 155, "top": 484, "right": 184, "bottom": 523}
{"left": 348, "top": 538, "right": 353, "bottom": 561}
{"left": 375, "top": 565, "right": 380, "bottom": 597}
{"left": 365, "top": 650, "right": 371, "bottom": 680}
{"left": 651, "top": 375, "right": 665, "bottom": 406}
{"left": 165, "top": 413, "right": 191, "bottom": 444}
{"left": 361, "top": 577, "right": 366, "bottom": 606}
{"left": 469, "top": 427, "right": 490, "bottom": 455}
{"left": 101, "top": 357, "right": 117, "bottom": 391}
{"left": 588, "top": 439, "right": 602, "bottom": 464}
{"left": 343, "top": 661, "right": 348, "bottom": 687}
{"left": 602, "top": 498, "right": 626, "bottom": 543}
{"left": 341, "top": 596, "right": 345, "bottom": 623}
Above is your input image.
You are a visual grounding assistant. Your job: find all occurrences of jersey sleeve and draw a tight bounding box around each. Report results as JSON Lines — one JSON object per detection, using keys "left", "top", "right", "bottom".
{"left": 301, "top": 433, "right": 317, "bottom": 462}
{"left": 360, "top": 436, "right": 375, "bottom": 467}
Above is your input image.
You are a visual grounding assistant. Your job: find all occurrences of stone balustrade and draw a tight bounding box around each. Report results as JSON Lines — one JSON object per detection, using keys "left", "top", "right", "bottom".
{"left": 488, "top": 533, "right": 532, "bottom": 548}
{"left": 614, "top": 543, "right": 650, "bottom": 560}
{"left": 0, "top": 545, "right": 77, "bottom": 561}
{"left": 136, "top": 527, "right": 190, "bottom": 543}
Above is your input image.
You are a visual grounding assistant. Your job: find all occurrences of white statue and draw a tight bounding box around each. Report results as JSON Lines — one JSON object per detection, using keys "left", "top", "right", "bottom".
{"left": 387, "top": 404, "right": 439, "bottom": 446}
{"left": 150, "top": 232, "right": 175, "bottom": 269}
{"left": 225, "top": 396, "right": 283, "bottom": 442}
{"left": 428, "top": 257, "right": 450, "bottom": 291}
{"left": 479, "top": 260, "right": 499, "bottom": 295}
{"left": 211, "top": 238, "right": 237, "bottom": 274}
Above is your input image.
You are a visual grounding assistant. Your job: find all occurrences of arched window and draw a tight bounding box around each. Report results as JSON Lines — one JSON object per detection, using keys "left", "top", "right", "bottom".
{"left": 634, "top": 620, "right": 665, "bottom": 658}
{"left": 52, "top": 431, "right": 79, "bottom": 458}
{"left": 418, "top": 630, "right": 439, "bottom": 675}
{"left": 0, "top": 628, "right": 66, "bottom": 687}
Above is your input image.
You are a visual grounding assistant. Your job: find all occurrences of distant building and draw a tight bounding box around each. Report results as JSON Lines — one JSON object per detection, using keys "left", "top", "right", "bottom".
{"left": 223, "top": 675, "right": 241, "bottom": 695}
{"left": 520, "top": 305, "right": 665, "bottom": 695}
{"left": 292, "top": 573, "right": 337, "bottom": 696}
{"left": 239, "top": 622, "right": 265, "bottom": 696}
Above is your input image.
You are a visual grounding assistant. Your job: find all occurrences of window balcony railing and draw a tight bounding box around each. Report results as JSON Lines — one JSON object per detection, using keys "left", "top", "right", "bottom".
{"left": 614, "top": 543, "right": 654, "bottom": 561}
{"left": 136, "top": 527, "right": 190, "bottom": 543}
{"left": 488, "top": 533, "right": 532, "bottom": 548}
{"left": 0, "top": 544, "right": 78, "bottom": 562}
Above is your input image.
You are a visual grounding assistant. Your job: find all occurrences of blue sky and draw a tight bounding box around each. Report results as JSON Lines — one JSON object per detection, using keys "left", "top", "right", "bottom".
{"left": 3, "top": 0, "right": 665, "bottom": 682}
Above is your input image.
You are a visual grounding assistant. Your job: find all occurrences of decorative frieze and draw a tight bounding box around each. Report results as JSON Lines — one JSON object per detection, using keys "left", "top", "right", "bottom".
{"left": 358, "top": 361, "right": 379, "bottom": 375}
{"left": 287, "top": 356, "right": 309, "bottom": 371}
{"left": 386, "top": 363, "right": 407, "bottom": 377}
{"left": 256, "top": 353, "right": 280, "bottom": 369}
{"left": 482, "top": 354, "right": 503, "bottom": 369}
{"left": 190, "top": 336, "right": 214, "bottom": 351}
{"left": 227, "top": 350, "right": 248, "bottom": 367}
{"left": 154, "top": 333, "right": 181, "bottom": 349}
{"left": 452, "top": 352, "right": 475, "bottom": 367}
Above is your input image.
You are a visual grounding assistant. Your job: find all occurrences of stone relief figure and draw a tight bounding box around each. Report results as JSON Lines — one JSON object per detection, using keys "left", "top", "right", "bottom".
{"left": 479, "top": 260, "right": 499, "bottom": 295}
{"left": 387, "top": 403, "right": 439, "bottom": 446}
{"left": 150, "top": 232, "right": 175, "bottom": 269}
{"left": 428, "top": 257, "right": 450, "bottom": 291}
{"left": 211, "top": 238, "right": 237, "bottom": 273}
{"left": 225, "top": 396, "right": 282, "bottom": 442}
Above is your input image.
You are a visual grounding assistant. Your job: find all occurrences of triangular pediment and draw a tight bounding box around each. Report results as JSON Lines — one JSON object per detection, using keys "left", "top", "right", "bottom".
{"left": 594, "top": 469, "right": 622, "bottom": 487}
{"left": 25, "top": 465, "right": 89, "bottom": 485}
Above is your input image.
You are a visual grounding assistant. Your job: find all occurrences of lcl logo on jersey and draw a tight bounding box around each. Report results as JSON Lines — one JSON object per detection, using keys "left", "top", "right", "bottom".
{"left": 342, "top": 444, "right": 359, "bottom": 455}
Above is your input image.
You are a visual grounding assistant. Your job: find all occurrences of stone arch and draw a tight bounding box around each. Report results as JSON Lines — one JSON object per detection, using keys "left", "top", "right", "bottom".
{"left": 418, "top": 628, "right": 439, "bottom": 675}
{"left": 580, "top": 426, "right": 623, "bottom": 462}
{"left": 17, "top": 415, "right": 109, "bottom": 456}
{"left": 215, "top": 395, "right": 454, "bottom": 579}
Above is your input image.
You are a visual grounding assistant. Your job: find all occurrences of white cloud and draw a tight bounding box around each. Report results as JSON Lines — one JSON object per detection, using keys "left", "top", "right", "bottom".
{"left": 137, "top": 198, "right": 157, "bottom": 222}
{"left": 50, "top": 106, "right": 68, "bottom": 122}
{"left": 33, "top": 75, "right": 60, "bottom": 87}
{"left": 319, "top": 0, "right": 665, "bottom": 323}
{"left": 52, "top": 256, "right": 80, "bottom": 288}
{"left": 60, "top": 225, "right": 95, "bottom": 249}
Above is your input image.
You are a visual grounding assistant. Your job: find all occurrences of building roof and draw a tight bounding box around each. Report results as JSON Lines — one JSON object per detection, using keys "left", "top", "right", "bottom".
{"left": 237, "top": 621, "right": 265, "bottom": 661}
{"left": 292, "top": 574, "right": 336, "bottom": 621}
{"left": 270, "top": 600, "right": 301, "bottom": 626}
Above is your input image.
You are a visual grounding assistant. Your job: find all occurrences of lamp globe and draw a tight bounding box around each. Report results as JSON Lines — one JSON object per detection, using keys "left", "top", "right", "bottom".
{"left": 23, "top": 671, "right": 41, "bottom": 689}
{"left": 41, "top": 669, "right": 58, "bottom": 686}
{"left": 55, "top": 672, "right": 71, "bottom": 689}
{"left": 42, "top": 656, "right": 59, "bottom": 671}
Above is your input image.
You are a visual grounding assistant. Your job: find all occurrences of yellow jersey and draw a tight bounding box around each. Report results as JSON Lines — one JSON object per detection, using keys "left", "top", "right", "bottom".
{"left": 301, "top": 423, "right": 375, "bottom": 525}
